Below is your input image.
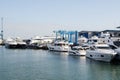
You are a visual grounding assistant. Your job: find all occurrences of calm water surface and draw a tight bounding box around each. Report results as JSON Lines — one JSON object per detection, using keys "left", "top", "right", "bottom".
{"left": 0, "top": 46, "right": 120, "bottom": 80}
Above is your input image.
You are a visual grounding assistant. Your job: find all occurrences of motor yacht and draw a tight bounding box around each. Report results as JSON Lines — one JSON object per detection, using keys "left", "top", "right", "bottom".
{"left": 5, "top": 37, "right": 27, "bottom": 49}
{"left": 15, "top": 37, "right": 27, "bottom": 49}
{"left": 47, "top": 40, "right": 70, "bottom": 52}
{"left": 69, "top": 46, "right": 86, "bottom": 56}
{"left": 5, "top": 38, "right": 17, "bottom": 49}
{"left": 86, "top": 44, "right": 117, "bottom": 62}
{"left": 28, "top": 36, "right": 54, "bottom": 49}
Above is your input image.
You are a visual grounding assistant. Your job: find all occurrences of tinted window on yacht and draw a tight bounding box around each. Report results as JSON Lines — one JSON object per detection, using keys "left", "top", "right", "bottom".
{"left": 90, "top": 55, "right": 92, "bottom": 57}
{"left": 93, "top": 40, "right": 97, "bottom": 42}
{"left": 97, "top": 47, "right": 110, "bottom": 49}
{"left": 109, "top": 45, "right": 117, "bottom": 49}
{"left": 101, "top": 55, "right": 104, "bottom": 57}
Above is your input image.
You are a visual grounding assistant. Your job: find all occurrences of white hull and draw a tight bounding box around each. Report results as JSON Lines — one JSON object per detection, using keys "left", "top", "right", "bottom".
{"left": 47, "top": 44, "right": 70, "bottom": 52}
{"left": 86, "top": 51, "right": 116, "bottom": 62}
{"left": 69, "top": 50, "right": 86, "bottom": 56}
{"left": 5, "top": 38, "right": 27, "bottom": 49}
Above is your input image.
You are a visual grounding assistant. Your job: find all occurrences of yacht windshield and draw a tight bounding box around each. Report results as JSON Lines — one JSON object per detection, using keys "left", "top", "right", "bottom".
{"left": 109, "top": 45, "right": 117, "bottom": 49}
{"left": 93, "top": 40, "right": 98, "bottom": 42}
{"left": 97, "top": 46, "right": 111, "bottom": 49}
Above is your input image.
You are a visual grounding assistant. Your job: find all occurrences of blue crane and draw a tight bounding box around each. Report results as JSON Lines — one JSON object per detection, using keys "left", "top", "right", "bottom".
{"left": 53, "top": 30, "right": 78, "bottom": 45}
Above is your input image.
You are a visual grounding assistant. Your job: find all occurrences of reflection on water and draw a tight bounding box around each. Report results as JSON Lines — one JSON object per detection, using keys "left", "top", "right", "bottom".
{"left": 0, "top": 47, "right": 120, "bottom": 80}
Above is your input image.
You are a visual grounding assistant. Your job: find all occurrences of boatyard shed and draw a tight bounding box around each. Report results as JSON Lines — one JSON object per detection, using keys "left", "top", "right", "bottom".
{"left": 102, "top": 30, "right": 120, "bottom": 37}
{"left": 79, "top": 31, "right": 101, "bottom": 38}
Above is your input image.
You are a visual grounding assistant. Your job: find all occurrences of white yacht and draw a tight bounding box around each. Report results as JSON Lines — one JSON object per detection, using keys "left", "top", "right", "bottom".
{"left": 5, "top": 37, "right": 27, "bottom": 49}
{"left": 15, "top": 37, "right": 27, "bottom": 49}
{"left": 5, "top": 38, "right": 17, "bottom": 48}
{"left": 87, "top": 32, "right": 112, "bottom": 45}
{"left": 78, "top": 36, "right": 88, "bottom": 45}
{"left": 69, "top": 46, "right": 86, "bottom": 56}
{"left": 86, "top": 44, "right": 117, "bottom": 62}
{"left": 29, "top": 36, "right": 54, "bottom": 49}
{"left": 47, "top": 40, "right": 70, "bottom": 52}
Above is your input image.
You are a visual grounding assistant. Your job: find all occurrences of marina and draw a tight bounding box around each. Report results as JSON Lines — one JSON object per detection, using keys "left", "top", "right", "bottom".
{"left": 1, "top": 30, "right": 120, "bottom": 80}
{"left": 1, "top": 0, "right": 120, "bottom": 80}
{"left": 1, "top": 30, "right": 120, "bottom": 62}
{"left": 1, "top": 21, "right": 120, "bottom": 80}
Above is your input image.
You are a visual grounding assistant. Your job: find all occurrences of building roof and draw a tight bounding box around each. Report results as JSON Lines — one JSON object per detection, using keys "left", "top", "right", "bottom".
{"left": 103, "top": 30, "right": 120, "bottom": 32}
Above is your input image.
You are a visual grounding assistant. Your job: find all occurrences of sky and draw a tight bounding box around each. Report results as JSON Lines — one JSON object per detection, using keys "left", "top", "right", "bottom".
{"left": 0, "top": 0, "right": 120, "bottom": 38}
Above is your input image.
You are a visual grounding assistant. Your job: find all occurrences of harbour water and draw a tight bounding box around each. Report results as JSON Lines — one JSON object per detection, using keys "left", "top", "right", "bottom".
{"left": 0, "top": 46, "right": 120, "bottom": 80}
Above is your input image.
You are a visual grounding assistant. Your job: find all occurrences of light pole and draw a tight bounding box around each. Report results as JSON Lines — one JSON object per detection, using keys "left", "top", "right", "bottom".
{"left": 1, "top": 17, "right": 3, "bottom": 40}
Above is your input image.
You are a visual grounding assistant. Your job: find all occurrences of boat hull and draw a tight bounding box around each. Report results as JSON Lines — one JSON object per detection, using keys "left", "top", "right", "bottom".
{"left": 69, "top": 50, "right": 86, "bottom": 56}
{"left": 5, "top": 44, "right": 18, "bottom": 49}
{"left": 86, "top": 51, "right": 116, "bottom": 62}
{"left": 47, "top": 44, "right": 70, "bottom": 52}
{"left": 5, "top": 44, "right": 27, "bottom": 49}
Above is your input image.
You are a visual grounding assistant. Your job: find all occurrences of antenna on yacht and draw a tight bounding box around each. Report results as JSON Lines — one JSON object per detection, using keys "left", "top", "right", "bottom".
{"left": 1, "top": 17, "right": 3, "bottom": 40}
